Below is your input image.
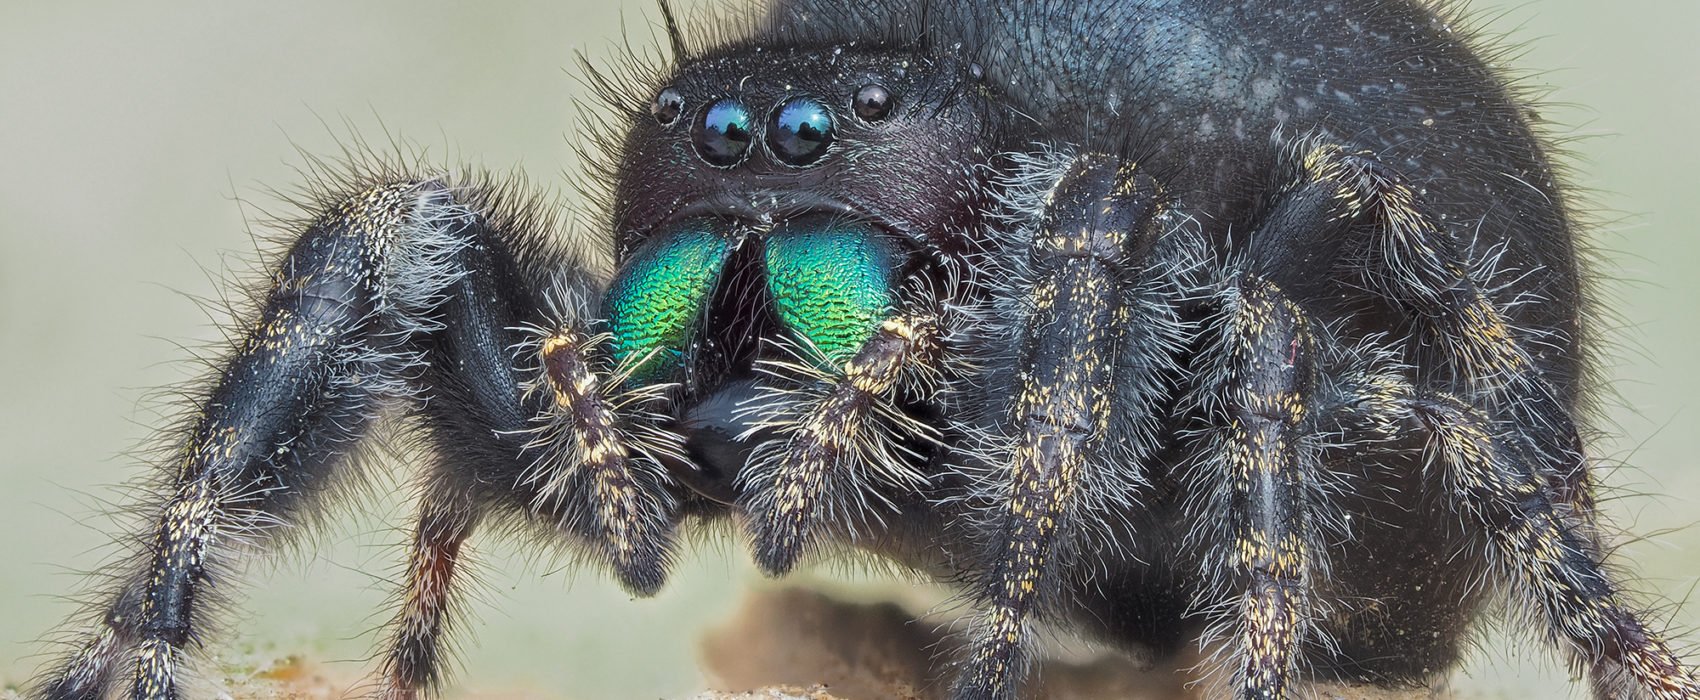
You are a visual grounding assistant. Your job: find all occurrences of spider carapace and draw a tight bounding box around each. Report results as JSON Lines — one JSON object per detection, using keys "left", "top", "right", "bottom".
{"left": 32, "top": 0, "right": 1700, "bottom": 698}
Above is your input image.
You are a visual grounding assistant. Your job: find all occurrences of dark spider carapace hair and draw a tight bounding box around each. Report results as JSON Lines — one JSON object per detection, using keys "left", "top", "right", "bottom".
{"left": 30, "top": 0, "right": 1700, "bottom": 699}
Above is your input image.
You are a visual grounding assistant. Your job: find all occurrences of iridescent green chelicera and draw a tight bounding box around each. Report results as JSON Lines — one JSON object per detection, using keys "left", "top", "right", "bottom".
{"left": 764, "top": 215, "right": 898, "bottom": 362}
{"left": 604, "top": 218, "right": 736, "bottom": 382}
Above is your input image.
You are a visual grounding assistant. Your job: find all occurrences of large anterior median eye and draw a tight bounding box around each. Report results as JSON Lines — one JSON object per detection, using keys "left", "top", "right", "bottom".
{"left": 604, "top": 218, "right": 738, "bottom": 382}
{"left": 693, "top": 98, "right": 754, "bottom": 167}
{"left": 767, "top": 97, "right": 834, "bottom": 166}
{"left": 764, "top": 215, "right": 899, "bottom": 361}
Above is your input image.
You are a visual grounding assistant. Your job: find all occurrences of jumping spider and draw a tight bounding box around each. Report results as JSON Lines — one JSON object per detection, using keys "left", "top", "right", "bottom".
{"left": 29, "top": 0, "right": 1700, "bottom": 698}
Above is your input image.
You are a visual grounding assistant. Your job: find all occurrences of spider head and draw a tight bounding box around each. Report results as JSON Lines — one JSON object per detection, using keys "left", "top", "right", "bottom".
{"left": 600, "top": 47, "right": 992, "bottom": 501}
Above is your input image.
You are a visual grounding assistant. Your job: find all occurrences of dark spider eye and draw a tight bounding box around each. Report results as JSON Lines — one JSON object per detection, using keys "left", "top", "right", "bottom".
{"left": 767, "top": 97, "right": 835, "bottom": 166}
{"left": 852, "top": 84, "right": 894, "bottom": 122}
{"left": 693, "top": 98, "right": 753, "bottom": 167}
{"left": 651, "top": 87, "right": 683, "bottom": 127}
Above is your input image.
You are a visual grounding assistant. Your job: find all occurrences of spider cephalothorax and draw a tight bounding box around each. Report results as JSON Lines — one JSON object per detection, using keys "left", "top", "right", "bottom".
{"left": 30, "top": 1, "right": 1700, "bottom": 699}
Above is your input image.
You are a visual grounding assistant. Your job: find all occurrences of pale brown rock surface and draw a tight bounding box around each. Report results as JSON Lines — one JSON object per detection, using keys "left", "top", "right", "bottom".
{"left": 698, "top": 588, "right": 1443, "bottom": 700}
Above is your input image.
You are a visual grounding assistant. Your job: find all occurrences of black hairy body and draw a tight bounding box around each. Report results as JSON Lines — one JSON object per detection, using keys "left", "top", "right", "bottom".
{"left": 24, "top": 1, "right": 1700, "bottom": 699}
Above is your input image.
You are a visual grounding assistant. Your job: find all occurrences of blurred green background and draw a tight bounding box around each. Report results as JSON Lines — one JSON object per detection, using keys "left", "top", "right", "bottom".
{"left": 2, "top": 1, "right": 1696, "bottom": 698}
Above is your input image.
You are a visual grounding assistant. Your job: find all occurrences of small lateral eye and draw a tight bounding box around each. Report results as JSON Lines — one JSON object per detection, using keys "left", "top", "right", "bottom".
{"left": 767, "top": 96, "right": 835, "bottom": 166}
{"left": 852, "top": 84, "right": 894, "bottom": 122}
{"left": 693, "top": 98, "right": 754, "bottom": 167}
{"left": 651, "top": 87, "right": 683, "bottom": 126}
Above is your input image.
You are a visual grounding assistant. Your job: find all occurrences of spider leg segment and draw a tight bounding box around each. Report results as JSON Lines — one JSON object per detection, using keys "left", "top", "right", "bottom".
{"left": 377, "top": 487, "right": 478, "bottom": 700}
{"left": 738, "top": 311, "right": 943, "bottom": 575}
{"left": 1185, "top": 273, "right": 1322, "bottom": 700}
{"left": 1291, "top": 141, "right": 1700, "bottom": 698}
{"left": 35, "top": 181, "right": 471, "bottom": 700}
{"left": 954, "top": 154, "right": 1176, "bottom": 700}
{"left": 366, "top": 210, "right": 681, "bottom": 698}
{"left": 34, "top": 177, "right": 683, "bottom": 700}
{"left": 1299, "top": 143, "right": 1593, "bottom": 513}
{"left": 1336, "top": 375, "right": 1700, "bottom": 700}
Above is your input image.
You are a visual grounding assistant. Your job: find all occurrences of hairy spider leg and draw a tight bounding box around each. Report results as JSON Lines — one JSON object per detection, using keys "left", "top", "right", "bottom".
{"left": 1331, "top": 375, "right": 1700, "bottom": 700}
{"left": 1184, "top": 273, "right": 1324, "bottom": 700}
{"left": 953, "top": 155, "right": 1174, "bottom": 700}
{"left": 36, "top": 174, "right": 688, "bottom": 700}
{"left": 371, "top": 197, "right": 685, "bottom": 698}
{"left": 738, "top": 311, "right": 943, "bottom": 575}
{"left": 377, "top": 488, "right": 477, "bottom": 700}
{"left": 1162, "top": 145, "right": 1424, "bottom": 699}
{"left": 1306, "top": 144, "right": 1594, "bottom": 514}
{"left": 34, "top": 181, "right": 471, "bottom": 700}
{"left": 369, "top": 204, "right": 549, "bottom": 700}
{"left": 1299, "top": 144, "right": 1700, "bottom": 699}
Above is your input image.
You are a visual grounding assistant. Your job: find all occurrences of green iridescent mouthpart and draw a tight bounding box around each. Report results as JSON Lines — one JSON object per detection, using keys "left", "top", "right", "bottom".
{"left": 764, "top": 216, "right": 898, "bottom": 362}
{"left": 604, "top": 219, "right": 736, "bottom": 382}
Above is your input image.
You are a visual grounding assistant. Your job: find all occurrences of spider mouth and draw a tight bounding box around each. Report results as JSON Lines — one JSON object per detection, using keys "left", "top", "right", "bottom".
{"left": 673, "top": 378, "right": 767, "bottom": 506}
{"left": 620, "top": 196, "right": 913, "bottom": 505}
